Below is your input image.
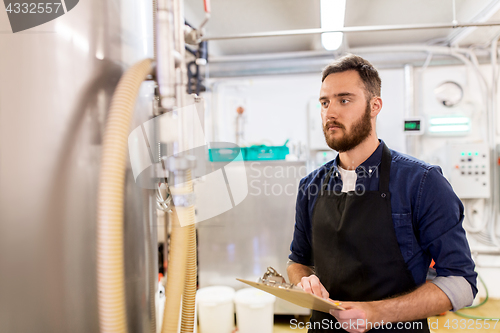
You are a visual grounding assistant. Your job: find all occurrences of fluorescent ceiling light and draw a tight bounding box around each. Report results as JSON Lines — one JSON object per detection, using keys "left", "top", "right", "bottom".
{"left": 428, "top": 125, "right": 470, "bottom": 133}
{"left": 429, "top": 117, "right": 470, "bottom": 125}
{"left": 320, "top": 0, "right": 346, "bottom": 51}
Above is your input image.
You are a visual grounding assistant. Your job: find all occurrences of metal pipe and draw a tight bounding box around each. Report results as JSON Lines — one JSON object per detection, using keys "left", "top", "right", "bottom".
{"left": 159, "top": 1, "right": 197, "bottom": 333}
{"left": 489, "top": 33, "right": 500, "bottom": 248}
{"left": 207, "top": 44, "right": 487, "bottom": 64}
{"left": 452, "top": 0, "right": 458, "bottom": 26}
{"left": 404, "top": 64, "right": 414, "bottom": 119}
{"left": 201, "top": 21, "right": 500, "bottom": 41}
{"left": 350, "top": 45, "right": 490, "bottom": 106}
{"left": 351, "top": 45, "right": 489, "bottom": 93}
{"left": 472, "top": 249, "right": 500, "bottom": 255}
{"left": 448, "top": 0, "right": 500, "bottom": 45}
{"left": 146, "top": 192, "right": 158, "bottom": 333}
{"left": 490, "top": 38, "right": 497, "bottom": 147}
{"left": 153, "top": 0, "right": 157, "bottom": 60}
{"left": 173, "top": 0, "right": 189, "bottom": 151}
{"left": 491, "top": 31, "right": 500, "bottom": 136}
{"left": 474, "top": 264, "right": 500, "bottom": 268}
{"left": 404, "top": 64, "right": 414, "bottom": 156}
{"left": 156, "top": 0, "right": 177, "bottom": 109}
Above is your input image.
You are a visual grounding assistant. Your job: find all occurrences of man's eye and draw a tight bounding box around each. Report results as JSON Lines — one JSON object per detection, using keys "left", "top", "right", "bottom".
{"left": 341, "top": 99, "right": 349, "bottom": 104}
{"left": 321, "top": 101, "right": 328, "bottom": 107}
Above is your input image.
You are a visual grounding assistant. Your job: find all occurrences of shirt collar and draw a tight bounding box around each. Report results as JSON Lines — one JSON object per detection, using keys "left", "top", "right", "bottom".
{"left": 331, "top": 139, "right": 385, "bottom": 178}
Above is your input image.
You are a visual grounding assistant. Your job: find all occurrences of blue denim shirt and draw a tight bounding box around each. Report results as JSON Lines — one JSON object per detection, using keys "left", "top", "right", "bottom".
{"left": 289, "top": 140, "right": 478, "bottom": 296}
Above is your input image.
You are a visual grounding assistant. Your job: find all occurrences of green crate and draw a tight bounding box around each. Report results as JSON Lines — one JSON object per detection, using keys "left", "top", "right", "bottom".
{"left": 208, "top": 147, "right": 243, "bottom": 162}
{"left": 243, "top": 145, "right": 289, "bottom": 161}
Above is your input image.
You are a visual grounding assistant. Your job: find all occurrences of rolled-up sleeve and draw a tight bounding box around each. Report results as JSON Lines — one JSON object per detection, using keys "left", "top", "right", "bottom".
{"left": 431, "top": 276, "right": 474, "bottom": 311}
{"left": 289, "top": 177, "right": 314, "bottom": 266}
{"left": 415, "top": 166, "right": 478, "bottom": 299}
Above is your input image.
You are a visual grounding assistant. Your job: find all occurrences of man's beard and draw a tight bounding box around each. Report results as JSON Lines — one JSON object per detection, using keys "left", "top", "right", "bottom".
{"left": 323, "top": 102, "right": 372, "bottom": 152}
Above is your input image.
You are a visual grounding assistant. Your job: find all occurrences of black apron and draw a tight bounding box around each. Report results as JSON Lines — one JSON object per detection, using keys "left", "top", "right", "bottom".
{"left": 309, "top": 145, "right": 429, "bottom": 332}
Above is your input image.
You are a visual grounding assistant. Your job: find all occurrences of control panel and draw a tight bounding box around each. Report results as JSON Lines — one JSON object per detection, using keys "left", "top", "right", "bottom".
{"left": 447, "top": 143, "right": 490, "bottom": 199}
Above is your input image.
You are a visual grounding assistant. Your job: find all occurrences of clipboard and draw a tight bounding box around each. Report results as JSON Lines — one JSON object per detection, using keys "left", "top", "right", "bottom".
{"left": 236, "top": 267, "right": 345, "bottom": 314}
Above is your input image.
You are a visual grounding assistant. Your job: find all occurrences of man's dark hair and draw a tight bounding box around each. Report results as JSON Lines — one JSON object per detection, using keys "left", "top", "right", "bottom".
{"left": 321, "top": 54, "right": 381, "bottom": 99}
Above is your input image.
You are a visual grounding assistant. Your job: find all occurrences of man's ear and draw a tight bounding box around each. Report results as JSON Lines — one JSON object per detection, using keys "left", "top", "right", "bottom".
{"left": 371, "top": 97, "right": 382, "bottom": 117}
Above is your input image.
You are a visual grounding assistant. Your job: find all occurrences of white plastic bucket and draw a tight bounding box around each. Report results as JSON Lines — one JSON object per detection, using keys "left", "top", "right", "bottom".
{"left": 234, "top": 288, "right": 276, "bottom": 333}
{"left": 196, "top": 286, "right": 235, "bottom": 333}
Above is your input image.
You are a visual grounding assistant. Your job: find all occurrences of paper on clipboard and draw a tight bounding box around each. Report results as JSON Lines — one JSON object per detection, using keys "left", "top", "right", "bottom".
{"left": 236, "top": 278, "right": 344, "bottom": 313}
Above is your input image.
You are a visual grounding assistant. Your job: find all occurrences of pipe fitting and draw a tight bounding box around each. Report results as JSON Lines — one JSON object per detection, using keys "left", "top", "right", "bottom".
{"left": 172, "top": 193, "right": 196, "bottom": 207}
{"left": 163, "top": 155, "right": 196, "bottom": 186}
{"left": 164, "top": 155, "right": 196, "bottom": 172}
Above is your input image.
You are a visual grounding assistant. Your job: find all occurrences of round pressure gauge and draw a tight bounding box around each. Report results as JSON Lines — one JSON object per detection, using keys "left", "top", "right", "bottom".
{"left": 434, "top": 81, "right": 463, "bottom": 107}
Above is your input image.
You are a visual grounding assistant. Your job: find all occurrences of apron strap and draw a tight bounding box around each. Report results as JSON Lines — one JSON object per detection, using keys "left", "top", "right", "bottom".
{"left": 379, "top": 144, "right": 392, "bottom": 194}
{"left": 321, "top": 163, "right": 336, "bottom": 191}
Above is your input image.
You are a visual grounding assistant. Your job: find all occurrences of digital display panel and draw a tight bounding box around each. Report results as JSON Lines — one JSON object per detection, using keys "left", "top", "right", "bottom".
{"left": 404, "top": 120, "right": 421, "bottom": 132}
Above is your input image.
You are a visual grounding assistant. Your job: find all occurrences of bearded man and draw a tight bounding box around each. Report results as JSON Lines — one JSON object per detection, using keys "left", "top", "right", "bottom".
{"left": 287, "top": 54, "right": 477, "bottom": 333}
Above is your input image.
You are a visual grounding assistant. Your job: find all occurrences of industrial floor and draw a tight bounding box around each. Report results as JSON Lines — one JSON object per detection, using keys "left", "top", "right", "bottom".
{"left": 272, "top": 299, "right": 500, "bottom": 332}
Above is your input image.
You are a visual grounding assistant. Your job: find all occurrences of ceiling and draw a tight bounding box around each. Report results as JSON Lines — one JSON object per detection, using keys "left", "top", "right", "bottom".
{"left": 184, "top": 0, "right": 500, "bottom": 57}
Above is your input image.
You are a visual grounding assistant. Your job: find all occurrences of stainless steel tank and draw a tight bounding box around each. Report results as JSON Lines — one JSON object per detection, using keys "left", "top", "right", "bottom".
{"left": 0, "top": 1, "right": 157, "bottom": 332}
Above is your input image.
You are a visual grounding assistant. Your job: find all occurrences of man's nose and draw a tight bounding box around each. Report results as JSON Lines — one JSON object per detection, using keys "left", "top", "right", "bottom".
{"left": 323, "top": 103, "right": 339, "bottom": 119}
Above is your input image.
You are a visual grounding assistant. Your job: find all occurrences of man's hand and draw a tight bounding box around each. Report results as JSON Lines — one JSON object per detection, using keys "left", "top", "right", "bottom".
{"left": 330, "top": 301, "right": 379, "bottom": 333}
{"left": 297, "top": 274, "right": 329, "bottom": 299}
{"left": 328, "top": 282, "right": 452, "bottom": 333}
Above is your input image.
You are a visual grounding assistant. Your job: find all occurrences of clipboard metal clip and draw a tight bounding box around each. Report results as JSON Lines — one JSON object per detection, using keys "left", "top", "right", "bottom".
{"left": 258, "top": 266, "right": 296, "bottom": 289}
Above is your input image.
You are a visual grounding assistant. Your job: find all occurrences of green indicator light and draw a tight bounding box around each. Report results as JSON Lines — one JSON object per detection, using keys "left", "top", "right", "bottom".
{"left": 404, "top": 121, "right": 420, "bottom": 131}
{"left": 468, "top": 152, "right": 472, "bottom": 156}
{"left": 461, "top": 152, "right": 465, "bottom": 156}
{"left": 475, "top": 152, "right": 479, "bottom": 156}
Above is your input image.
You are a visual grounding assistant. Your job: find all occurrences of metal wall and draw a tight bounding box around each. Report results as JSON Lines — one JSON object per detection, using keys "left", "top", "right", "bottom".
{"left": 0, "top": 1, "right": 156, "bottom": 332}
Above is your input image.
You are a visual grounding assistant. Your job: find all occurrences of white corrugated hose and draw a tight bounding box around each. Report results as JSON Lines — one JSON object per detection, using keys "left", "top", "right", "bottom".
{"left": 97, "top": 58, "right": 154, "bottom": 333}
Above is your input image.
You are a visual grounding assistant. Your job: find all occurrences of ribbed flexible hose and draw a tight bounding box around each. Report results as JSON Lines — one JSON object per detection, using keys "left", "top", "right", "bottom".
{"left": 180, "top": 220, "right": 196, "bottom": 333}
{"left": 161, "top": 208, "right": 188, "bottom": 333}
{"left": 162, "top": 170, "right": 197, "bottom": 333}
{"left": 146, "top": 195, "right": 158, "bottom": 333}
{"left": 179, "top": 171, "right": 197, "bottom": 333}
{"left": 180, "top": 223, "right": 196, "bottom": 333}
{"left": 97, "top": 58, "right": 153, "bottom": 333}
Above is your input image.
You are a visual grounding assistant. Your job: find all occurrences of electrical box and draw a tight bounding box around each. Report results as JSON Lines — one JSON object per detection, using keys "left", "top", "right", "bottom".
{"left": 447, "top": 143, "right": 490, "bottom": 199}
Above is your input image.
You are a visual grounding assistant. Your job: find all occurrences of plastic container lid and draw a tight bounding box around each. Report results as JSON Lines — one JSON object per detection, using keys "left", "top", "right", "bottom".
{"left": 234, "top": 288, "right": 276, "bottom": 305}
{"left": 196, "top": 286, "right": 235, "bottom": 305}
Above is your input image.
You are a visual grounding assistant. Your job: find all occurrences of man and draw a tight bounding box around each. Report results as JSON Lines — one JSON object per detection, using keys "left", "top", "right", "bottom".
{"left": 287, "top": 54, "right": 477, "bottom": 333}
